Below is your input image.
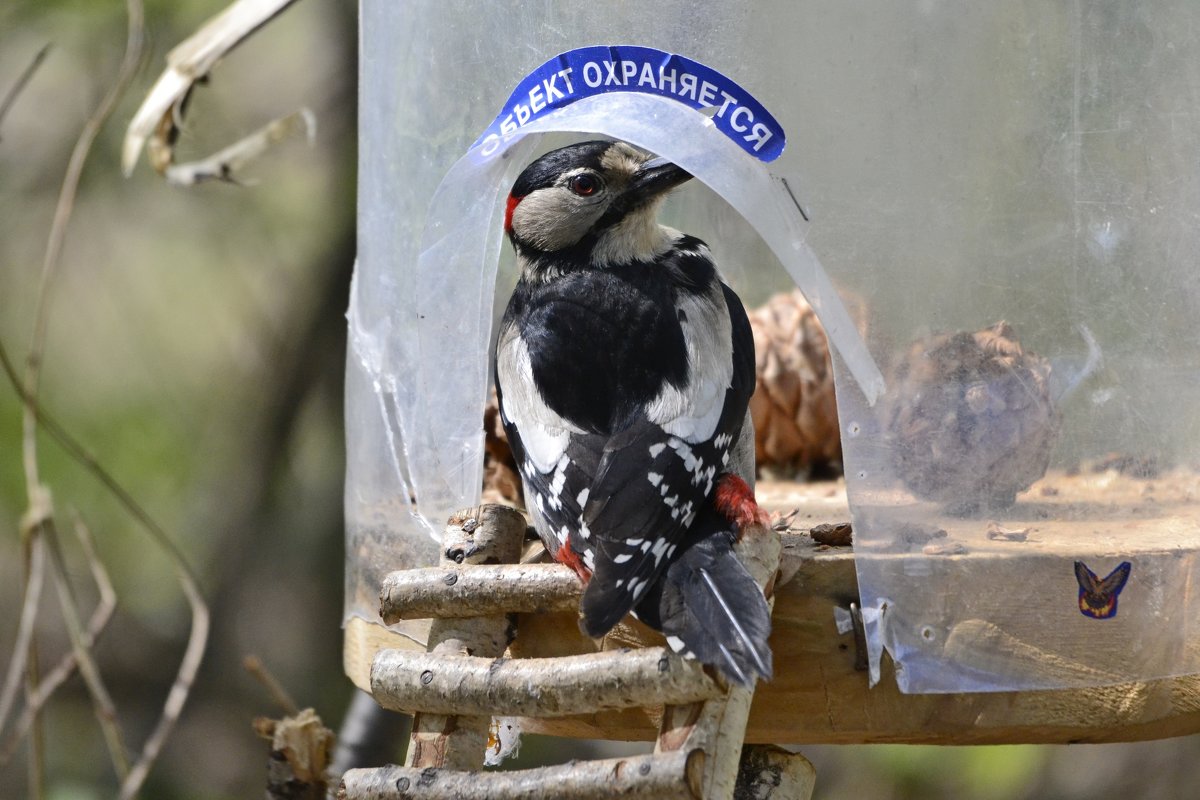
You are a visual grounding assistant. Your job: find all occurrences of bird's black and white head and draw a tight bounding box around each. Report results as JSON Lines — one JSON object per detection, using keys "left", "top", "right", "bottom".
{"left": 504, "top": 140, "right": 692, "bottom": 274}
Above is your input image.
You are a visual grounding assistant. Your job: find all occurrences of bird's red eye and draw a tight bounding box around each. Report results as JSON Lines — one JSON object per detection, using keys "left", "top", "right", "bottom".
{"left": 568, "top": 174, "right": 599, "bottom": 196}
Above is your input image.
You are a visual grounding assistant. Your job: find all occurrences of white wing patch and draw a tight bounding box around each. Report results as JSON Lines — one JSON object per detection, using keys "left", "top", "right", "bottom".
{"left": 645, "top": 280, "right": 733, "bottom": 443}
{"left": 495, "top": 326, "right": 581, "bottom": 473}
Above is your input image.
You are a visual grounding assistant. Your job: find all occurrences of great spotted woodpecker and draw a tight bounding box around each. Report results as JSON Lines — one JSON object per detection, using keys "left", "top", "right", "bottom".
{"left": 494, "top": 140, "right": 772, "bottom": 686}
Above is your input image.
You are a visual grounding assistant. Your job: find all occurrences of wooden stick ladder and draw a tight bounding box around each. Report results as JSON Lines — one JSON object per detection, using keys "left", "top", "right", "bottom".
{"left": 339, "top": 504, "right": 815, "bottom": 800}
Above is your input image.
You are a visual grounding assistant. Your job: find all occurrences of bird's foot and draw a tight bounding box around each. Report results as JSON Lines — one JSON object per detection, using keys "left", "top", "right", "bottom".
{"left": 714, "top": 473, "right": 770, "bottom": 536}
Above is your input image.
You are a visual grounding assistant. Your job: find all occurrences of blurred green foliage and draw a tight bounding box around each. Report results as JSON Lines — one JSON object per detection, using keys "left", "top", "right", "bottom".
{"left": 2, "top": 0, "right": 355, "bottom": 796}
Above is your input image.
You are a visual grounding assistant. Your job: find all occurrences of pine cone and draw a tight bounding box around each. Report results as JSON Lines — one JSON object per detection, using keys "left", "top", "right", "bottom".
{"left": 883, "top": 321, "right": 1060, "bottom": 513}
{"left": 482, "top": 390, "right": 524, "bottom": 506}
{"left": 747, "top": 288, "right": 842, "bottom": 476}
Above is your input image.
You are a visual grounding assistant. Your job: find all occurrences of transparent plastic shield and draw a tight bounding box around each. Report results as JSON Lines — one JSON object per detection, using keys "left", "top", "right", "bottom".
{"left": 349, "top": 0, "right": 886, "bottom": 644}
{"left": 406, "top": 92, "right": 881, "bottom": 538}
{"left": 820, "top": 5, "right": 1200, "bottom": 691}
{"left": 347, "top": 84, "right": 880, "bottom": 633}
{"left": 352, "top": 1, "right": 1200, "bottom": 692}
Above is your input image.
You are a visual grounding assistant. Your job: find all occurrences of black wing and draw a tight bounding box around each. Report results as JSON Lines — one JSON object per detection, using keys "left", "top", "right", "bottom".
{"left": 577, "top": 281, "right": 756, "bottom": 636}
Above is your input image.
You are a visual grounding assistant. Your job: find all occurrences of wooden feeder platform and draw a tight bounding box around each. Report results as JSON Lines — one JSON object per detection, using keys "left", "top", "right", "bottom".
{"left": 340, "top": 469, "right": 1200, "bottom": 798}
{"left": 346, "top": 474, "right": 1200, "bottom": 748}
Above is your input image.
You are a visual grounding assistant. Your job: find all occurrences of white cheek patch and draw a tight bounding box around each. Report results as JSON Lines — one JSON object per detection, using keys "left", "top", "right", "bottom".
{"left": 512, "top": 185, "right": 604, "bottom": 252}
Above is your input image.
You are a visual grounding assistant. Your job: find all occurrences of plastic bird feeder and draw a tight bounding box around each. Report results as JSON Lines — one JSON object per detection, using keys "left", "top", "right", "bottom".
{"left": 348, "top": 0, "right": 1200, "bottom": 721}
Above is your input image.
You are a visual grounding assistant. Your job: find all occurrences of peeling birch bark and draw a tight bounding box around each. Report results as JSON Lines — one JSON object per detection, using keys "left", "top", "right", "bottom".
{"left": 339, "top": 749, "right": 705, "bottom": 800}
{"left": 400, "top": 506, "right": 526, "bottom": 771}
{"left": 253, "top": 708, "right": 335, "bottom": 800}
{"left": 380, "top": 563, "right": 580, "bottom": 623}
{"left": 734, "top": 745, "right": 816, "bottom": 800}
{"left": 162, "top": 109, "right": 314, "bottom": 186}
{"left": 121, "top": 0, "right": 301, "bottom": 176}
{"left": 372, "top": 647, "right": 721, "bottom": 718}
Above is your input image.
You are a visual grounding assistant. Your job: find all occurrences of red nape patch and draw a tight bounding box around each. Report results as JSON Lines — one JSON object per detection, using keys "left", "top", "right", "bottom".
{"left": 554, "top": 542, "right": 592, "bottom": 584}
{"left": 504, "top": 194, "right": 521, "bottom": 233}
{"left": 714, "top": 473, "right": 770, "bottom": 537}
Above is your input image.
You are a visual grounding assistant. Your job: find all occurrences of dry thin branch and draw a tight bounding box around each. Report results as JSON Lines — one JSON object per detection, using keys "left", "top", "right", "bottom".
{"left": 339, "top": 748, "right": 706, "bottom": 800}
{"left": 0, "top": 338, "right": 207, "bottom": 618}
{"left": 379, "top": 563, "right": 580, "bottom": 623}
{"left": 23, "top": 1, "right": 143, "bottom": 440}
{"left": 0, "top": 518, "right": 117, "bottom": 766}
{"left": 372, "top": 648, "right": 721, "bottom": 719}
{"left": 121, "top": 0, "right": 302, "bottom": 176}
{"left": 0, "top": 338, "right": 211, "bottom": 797}
{"left": 118, "top": 576, "right": 208, "bottom": 800}
{"left": 0, "top": 43, "right": 50, "bottom": 140}
{"left": 11, "top": 1, "right": 143, "bottom": 793}
{"left": 0, "top": 535, "right": 45, "bottom": 744}
{"left": 54, "top": 517, "right": 118, "bottom": 674}
{"left": 244, "top": 655, "right": 300, "bottom": 717}
{"left": 41, "top": 518, "right": 130, "bottom": 779}
{"left": 0, "top": 6, "right": 210, "bottom": 786}
{"left": 163, "top": 108, "right": 315, "bottom": 186}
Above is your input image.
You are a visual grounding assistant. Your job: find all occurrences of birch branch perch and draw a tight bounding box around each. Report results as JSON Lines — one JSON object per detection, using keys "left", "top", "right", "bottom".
{"left": 340, "top": 749, "right": 705, "bottom": 800}
{"left": 372, "top": 647, "right": 721, "bottom": 718}
{"left": 380, "top": 563, "right": 580, "bottom": 623}
{"left": 401, "top": 506, "right": 526, "bottom": 771}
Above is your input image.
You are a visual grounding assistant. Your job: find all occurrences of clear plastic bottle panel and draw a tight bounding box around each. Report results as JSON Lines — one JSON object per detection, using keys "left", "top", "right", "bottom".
{"left": 352, "top": 0, "right": 1200, "bottom": 691}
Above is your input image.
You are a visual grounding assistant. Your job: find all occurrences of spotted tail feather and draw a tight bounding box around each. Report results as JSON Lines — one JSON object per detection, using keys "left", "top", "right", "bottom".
{"left": 635, "top": 514, "right": 773, "bottom": 687}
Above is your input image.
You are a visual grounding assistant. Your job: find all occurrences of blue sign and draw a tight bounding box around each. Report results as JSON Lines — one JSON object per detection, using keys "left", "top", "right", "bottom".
{"left": 473, "top": 45, "right": 787, "bottom": 162}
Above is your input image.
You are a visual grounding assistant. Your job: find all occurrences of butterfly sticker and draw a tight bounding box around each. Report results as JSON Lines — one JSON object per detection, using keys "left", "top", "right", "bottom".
{"left": 1074, "top": 560, "right": 1132, "bottom": 619}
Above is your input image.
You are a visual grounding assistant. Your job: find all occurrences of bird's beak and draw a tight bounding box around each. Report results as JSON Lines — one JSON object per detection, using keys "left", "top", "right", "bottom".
{"left": 627, "top": 156, "right": 692, "bottom": 203}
